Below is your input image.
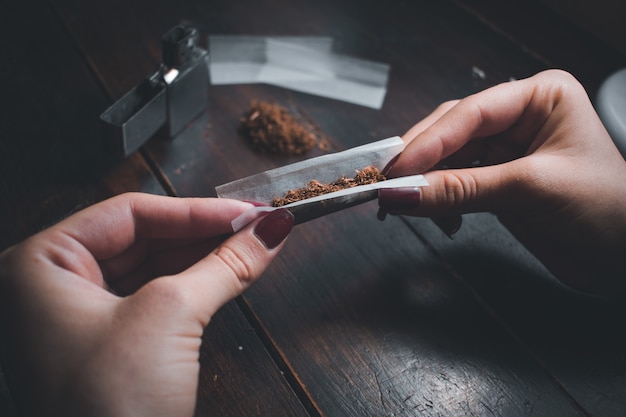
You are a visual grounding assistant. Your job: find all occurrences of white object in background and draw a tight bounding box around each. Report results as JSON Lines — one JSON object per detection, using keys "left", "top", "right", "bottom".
{"left": 597, "top": 68, "right": 626, "bottom": 158}
{"left": 260, "top": 39, "right": 390, "bottom": 109}
{"left": 208, "top": 35, "right": 390, "bottom": 109}
{"left": 208, "top": 36, "right": 333, "bottom": 84}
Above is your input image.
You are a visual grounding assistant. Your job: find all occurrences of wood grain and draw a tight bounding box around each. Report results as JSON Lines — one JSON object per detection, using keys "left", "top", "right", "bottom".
{"left": 456, "top": 0, "right": 626, "bottom": 97}
{"left": 49, "top": 0, "right": 615, "bottom": 416}
{"left": 0, "top": 1, "right": 310, "bottom": 416}
{"left": 0, "top": 1, "right": 164, "bottom": 415}
{"left": 3, "top": 0, "right": 624, "bottom": 416}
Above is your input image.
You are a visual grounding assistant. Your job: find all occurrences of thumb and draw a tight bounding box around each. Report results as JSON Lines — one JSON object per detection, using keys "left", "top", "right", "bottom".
{"left": 379, "top": 161, "right": 525, "bottom": 218}
{"left": 169, "top": 208, "right": 294, "bottom": 326}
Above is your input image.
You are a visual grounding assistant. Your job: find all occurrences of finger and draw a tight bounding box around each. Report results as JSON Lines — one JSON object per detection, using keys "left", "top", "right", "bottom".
{"left": 106, "top": 237, "right": 224, "bottom": 296}
{"left": 381, "top": 101, "right": 459, "bottom": 176}
{"left": 388, "top": 72, "right": 555, "bottom": 178}
{"left": 101, "top": 235, "right": 227, "bottom": 284}
{"left": 420, "top": 164, "right": 522, "bottom": 215}
{"left": 430, "top": 215, "right": 463, "bottom": 239}
{"left": 379, "top": 158, "right": 531, "bottom": 218}
{"left": 154, "top": 208, "right": 295, "bottom": 326}
{"left": 54, "top": 193, "right": 252, "bottom": 260}
{"left": 401, "top": 100, "right": 459, "bottom": 144}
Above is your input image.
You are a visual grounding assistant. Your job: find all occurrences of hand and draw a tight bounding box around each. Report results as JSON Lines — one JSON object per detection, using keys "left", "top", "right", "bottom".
{"left": 379, "top": 70, "right": 626, "bottom": 295}
{"left": 0, "top": 193, "right": 294, "bottom": 417}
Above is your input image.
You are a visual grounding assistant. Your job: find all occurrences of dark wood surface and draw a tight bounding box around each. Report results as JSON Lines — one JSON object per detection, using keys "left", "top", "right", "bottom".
{"left": 1, "top": 0, "right": 625, "bottom": 416}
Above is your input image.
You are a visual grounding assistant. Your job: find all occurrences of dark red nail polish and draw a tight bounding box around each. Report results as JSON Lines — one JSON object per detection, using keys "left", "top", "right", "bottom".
{"left": 244, "top": 200, "right": 269, "bottom": 207}
{"left": 254, "top": 209, "right": 295, "bottom": 249}
{"left": 378, "top": 187, "right": 421, "bottom": 211}
{"left": 431, "top": 215, "right": 462, "bottom": 239}
{"left": 382, "top": 153, "right": 400, "bottom": 177}
{"left": 376, "top": 208, "right": 388, "bottom": 221}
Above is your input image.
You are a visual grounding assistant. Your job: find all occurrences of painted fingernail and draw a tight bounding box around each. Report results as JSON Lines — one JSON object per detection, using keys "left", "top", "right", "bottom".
{"left": 382, "top": 154, "right": 400, "bottom": 176}
{"left": 244, "top": 200, "right": 269, "bottom": 207}
{"left": 254, "top": 209, "right": 295, "bottom": 249}
{"left": 431, "top": 215, "right": 462, "bottom": 239}
{"left": 378, "top": 187, "right": 421, "bottom": 212}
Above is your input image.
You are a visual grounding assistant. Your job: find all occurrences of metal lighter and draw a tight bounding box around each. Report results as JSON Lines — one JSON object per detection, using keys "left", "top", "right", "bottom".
{"left": 100, "top": 25, "right": 210, "bottom": 158}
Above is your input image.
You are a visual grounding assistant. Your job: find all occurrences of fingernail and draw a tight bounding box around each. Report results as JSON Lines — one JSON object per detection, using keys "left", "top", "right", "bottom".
{"left": 254, "top": 209, "right": 295, "bottom": 249}
{"left": 378, "top": 187, "right": 421, "bottom": 212}
{"left": 382, "top": 154, "right": 400, "bottom": 176}
{"left": 431, "top": 215, "right": 462, "bottom": 239}
{"left": 244, "top": 200, "right": 268, "bottom": 207}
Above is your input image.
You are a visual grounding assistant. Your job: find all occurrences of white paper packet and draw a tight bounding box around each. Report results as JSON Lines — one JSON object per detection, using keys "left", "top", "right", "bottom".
{"left": 216, "top": 136, "right": 429, "bottom": 231}
{"left": 209, "top": 36, "right": 334, "bottom": 84}
{"left": 208, "top": 35, "right": 390, "bottom": 109}
{"left": 259, "top": 39, "right": 390, "bottom": 109}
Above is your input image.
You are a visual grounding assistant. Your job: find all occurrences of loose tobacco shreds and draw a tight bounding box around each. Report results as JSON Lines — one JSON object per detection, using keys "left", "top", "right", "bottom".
{"left": 239, "top": 100, "right": 318, "bottom": 155}
{"left": 272, "top": 166, "right": 386, "bottom": 207}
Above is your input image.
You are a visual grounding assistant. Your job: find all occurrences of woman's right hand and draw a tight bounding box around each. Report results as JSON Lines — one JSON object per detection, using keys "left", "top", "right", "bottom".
{"left": 379, "top": 70, "right": 626, "bottom": 295}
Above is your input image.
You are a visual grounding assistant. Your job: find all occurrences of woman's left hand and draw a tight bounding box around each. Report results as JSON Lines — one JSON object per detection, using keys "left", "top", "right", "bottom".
{"left": 0, "top": 192, "right": 294, "bottom": 417}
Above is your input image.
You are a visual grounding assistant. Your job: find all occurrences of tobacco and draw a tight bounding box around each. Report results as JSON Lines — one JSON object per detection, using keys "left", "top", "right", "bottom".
{"left": 271, "top": 166, "right": 386, "bottom": 207}
{"left": 239, "top": 100, "right": 325, "bottom": 155}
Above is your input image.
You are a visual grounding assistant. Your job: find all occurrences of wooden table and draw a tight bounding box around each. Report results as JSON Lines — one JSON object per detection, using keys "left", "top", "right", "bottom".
{"left": 2, "top": 1, "right": 625, "bottom": 415}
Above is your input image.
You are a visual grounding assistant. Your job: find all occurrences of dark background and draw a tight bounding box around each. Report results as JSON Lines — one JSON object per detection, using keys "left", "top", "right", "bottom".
{"left": 1, "top": 1, "right": 625, "bottom": 416}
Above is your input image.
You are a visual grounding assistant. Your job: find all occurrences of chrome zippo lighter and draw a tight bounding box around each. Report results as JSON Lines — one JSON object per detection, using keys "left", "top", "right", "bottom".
{"left": 100, "top": 25, "right": 210, "bottom": 158}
